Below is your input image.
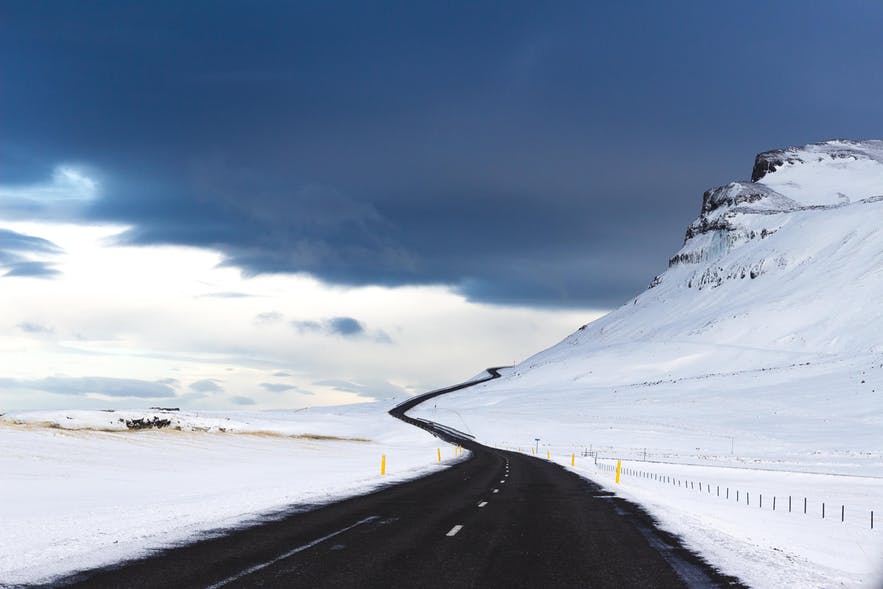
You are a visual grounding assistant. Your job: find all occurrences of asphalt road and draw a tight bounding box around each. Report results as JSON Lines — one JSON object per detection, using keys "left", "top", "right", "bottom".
{"left": 52, "top": 369, "right": 745, "bottom": 589}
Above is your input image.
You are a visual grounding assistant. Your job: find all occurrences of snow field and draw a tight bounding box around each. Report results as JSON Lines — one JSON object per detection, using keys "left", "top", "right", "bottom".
{"left": 0, "top": 405, "right": 463, "bottom": 586}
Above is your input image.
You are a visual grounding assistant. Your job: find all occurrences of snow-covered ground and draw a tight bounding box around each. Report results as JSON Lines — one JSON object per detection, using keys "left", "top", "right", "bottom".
{"left": 0, "top": 404, "right": 461, "bottom": 585}
{"left": 412, "top": 140, "right": 883, "bottom": 587}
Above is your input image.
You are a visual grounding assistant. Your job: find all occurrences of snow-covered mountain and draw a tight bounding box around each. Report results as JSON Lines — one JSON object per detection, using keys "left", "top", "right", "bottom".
{"left": 521, "top": 139, "right": 883, "bottom": 380}
{"left": 412, "top": 140, "right": 883, "bottom": 588}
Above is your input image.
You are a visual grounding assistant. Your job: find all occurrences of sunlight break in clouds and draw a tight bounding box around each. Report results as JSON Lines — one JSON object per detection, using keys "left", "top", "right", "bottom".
{"left": 0, "top": 214, "right": 604, "bottom": 411}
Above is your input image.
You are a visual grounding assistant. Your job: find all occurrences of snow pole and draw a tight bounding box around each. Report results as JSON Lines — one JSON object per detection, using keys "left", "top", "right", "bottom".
{"left": 547, "top": 450, "right": 550, "bottom": 460}
{"left": 437, "top": 448, "right": 441, "bottom": 462}
{"left": 381, "top": 454, "right": 387, "bottom": 475}
{"left": 571, "top": 453, "right": 575, "bottom": 467}
{"left": 615, "top": 460, "right": 622, "bottom": 484}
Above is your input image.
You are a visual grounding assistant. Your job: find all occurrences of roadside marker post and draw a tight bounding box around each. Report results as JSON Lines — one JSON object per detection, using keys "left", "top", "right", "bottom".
{"left": 571, "top": 453, "right": 575, "bottom": 467}
{"left": 615, "top": 460, "right": 622, "bottom": 484}
{"left": 381, "top": 454, "right": 387, "bottom": 475}
{"left": 547, "top": 450, "right": 551, "bottom": 460}
{"left": 437, "top": 448, "right": 441, "bottom": 462}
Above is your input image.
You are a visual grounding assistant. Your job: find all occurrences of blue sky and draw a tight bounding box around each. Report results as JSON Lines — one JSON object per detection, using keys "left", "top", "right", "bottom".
{"left": 1, "top": 1, "right": 881, "bottom": 409}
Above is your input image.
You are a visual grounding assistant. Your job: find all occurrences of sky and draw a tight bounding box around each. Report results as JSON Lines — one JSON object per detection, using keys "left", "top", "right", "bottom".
{"left": 2, "top": 1, "right": 882, "bottom": 410}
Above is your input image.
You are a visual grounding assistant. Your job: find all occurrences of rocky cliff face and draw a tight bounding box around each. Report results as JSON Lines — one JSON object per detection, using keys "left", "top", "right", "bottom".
{"left": 751, "top": 139, "right": 883, "bottom": 183}
{"left": 666, "top": 140, "right": 883, "bottom": 280}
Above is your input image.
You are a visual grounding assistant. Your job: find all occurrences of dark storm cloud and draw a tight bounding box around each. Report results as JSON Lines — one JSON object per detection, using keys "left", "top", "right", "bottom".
{"left": 3, "top": 2, "right": 883, "bottom": 306}
{"left": 0, "top": 376, "right": 177, "bottom": 398}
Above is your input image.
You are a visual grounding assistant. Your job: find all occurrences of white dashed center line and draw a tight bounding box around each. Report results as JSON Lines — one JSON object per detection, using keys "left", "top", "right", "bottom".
{"left": 206, "top": 515, "right": 379, "bottom": 588}
{"left": 478, "top": 501, "right": 488, "bottom": 508}
{"left": 446, "top": 525, "right": 464, "bottom": 537}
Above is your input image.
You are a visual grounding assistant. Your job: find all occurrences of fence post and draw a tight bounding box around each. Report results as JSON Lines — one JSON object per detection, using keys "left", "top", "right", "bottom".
{"left": 841, "top": 505, "right": 844, "bottom": 523}
{"left": 773, "top": 496, "right": 776, "bottom": 511}
{"left": 804, "top": 497, "right": 807, "bottom": 514}
{"left": 789, "top": 496, "right": 791, "bottom": 512}
{"left": 822, "top": 503, "right": 825, "bottom": 519}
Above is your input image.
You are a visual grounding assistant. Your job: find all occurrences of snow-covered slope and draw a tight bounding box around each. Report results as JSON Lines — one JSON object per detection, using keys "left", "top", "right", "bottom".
{"left": 412, "top": 140, "right": 883, "bottom": 588}
{"left": 505, "top": 140, "right": 883, "bottom": 383}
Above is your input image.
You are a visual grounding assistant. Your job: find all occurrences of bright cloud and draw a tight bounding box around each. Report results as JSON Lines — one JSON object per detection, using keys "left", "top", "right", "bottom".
{"left": 0, "top": 217, "right": 605, "bottom": 411}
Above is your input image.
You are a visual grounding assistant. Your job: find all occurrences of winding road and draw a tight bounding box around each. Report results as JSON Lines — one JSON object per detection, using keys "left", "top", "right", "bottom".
{"left": 54, "top": 369, "right": 745, "bottom": 589}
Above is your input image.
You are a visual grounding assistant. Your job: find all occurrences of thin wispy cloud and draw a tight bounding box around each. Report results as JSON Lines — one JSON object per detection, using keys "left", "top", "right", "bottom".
{"left": 0, "top": 229, "right": 64, "bottom": 280}
{"left": 259, "top": 383, "right": 298, "bottom": 393}
{"left": 17, "top": 322, "right": 54, "bottom": 335}
{"left": 255, "top": 311, "right": 285, "bottom": 325}
{"left": 189, "top": 379, "right": 223, "bottom": 393}
{"left": 3, "top": 261, "right": 60, "bottom": 278}
{"left": 0, "top": 376, "right": 177, "bottom": 399}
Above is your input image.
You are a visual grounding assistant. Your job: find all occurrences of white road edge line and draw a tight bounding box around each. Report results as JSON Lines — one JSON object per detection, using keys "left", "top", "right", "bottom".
{"left": 478, "top": 501, "right": 488, "bottom": 507}
{"left": 205, "top": 515, "right": 380, "bottom": 589}
{"left": 446, "top": 525, "right": 464, "bottom": 537}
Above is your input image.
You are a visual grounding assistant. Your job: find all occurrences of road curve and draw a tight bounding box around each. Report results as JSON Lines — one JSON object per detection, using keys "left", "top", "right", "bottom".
{"left": 51, "top": 369, "right": 746, "bottom": 589}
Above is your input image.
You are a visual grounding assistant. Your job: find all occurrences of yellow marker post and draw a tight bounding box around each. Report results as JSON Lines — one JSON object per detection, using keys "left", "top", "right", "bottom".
{"left": 531, "top": 448, "right": 535, "bottom": 455}
{"left": 571, "top": 453, "right": 575, "bottom": 467}
{"left": 381, "top": 454, "right": 387, "bottom": 475}
{"left": 547, "top": 450, "right": 551, "bottom": 460}
{"left": 615, "top": 460, "right": 622, "bottom": 484}
{"left": 437, "top": 448, "right": 441, "bottom": 462}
